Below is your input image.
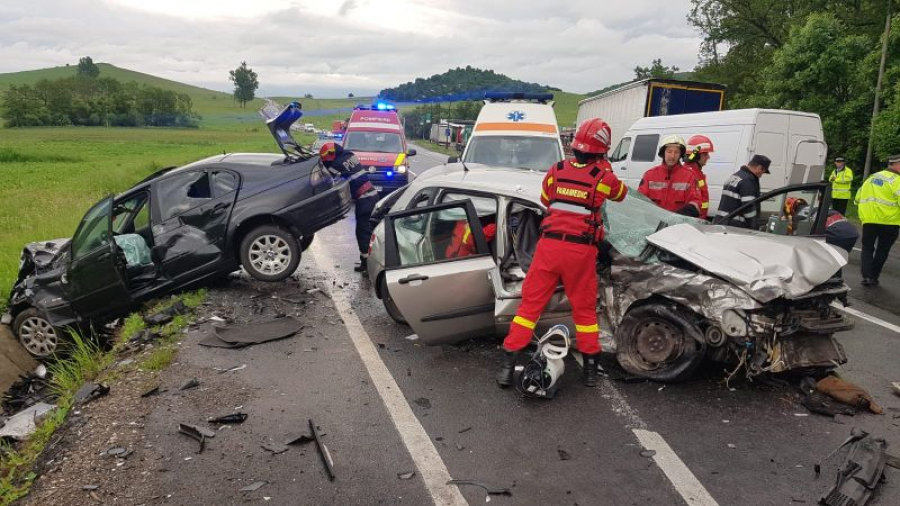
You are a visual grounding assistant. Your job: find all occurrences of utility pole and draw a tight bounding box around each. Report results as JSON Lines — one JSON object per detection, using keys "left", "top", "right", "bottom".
{"left": 864, "top": 0, "right": 893, "bottom": 179}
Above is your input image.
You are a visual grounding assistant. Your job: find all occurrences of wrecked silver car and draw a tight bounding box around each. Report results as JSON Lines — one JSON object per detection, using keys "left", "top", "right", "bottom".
{"left": 367, "top": 165, "right": 853, "bottom": 382}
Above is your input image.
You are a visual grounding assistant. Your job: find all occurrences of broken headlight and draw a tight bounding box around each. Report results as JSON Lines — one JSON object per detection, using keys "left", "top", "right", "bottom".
{"left": 721, "top": 309, "right": 748, "bottom": 337}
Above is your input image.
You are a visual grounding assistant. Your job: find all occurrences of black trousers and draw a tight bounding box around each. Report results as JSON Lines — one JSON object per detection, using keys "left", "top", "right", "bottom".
{"left": 832, "top": 198, "right": 849, "bottom": 215}
{"left": 861, "top": 223, "right": 899, "bottom": 280}
{"left": 354, "top": 196, "right": 378, "bottom": 255}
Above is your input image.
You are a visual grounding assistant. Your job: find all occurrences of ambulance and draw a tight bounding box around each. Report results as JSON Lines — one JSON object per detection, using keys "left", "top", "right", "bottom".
{"left": 341, "top": 103, "right": 416, "bottom": 195}
{"left": 455, "top": 92, "right": 564, "bottom": 171}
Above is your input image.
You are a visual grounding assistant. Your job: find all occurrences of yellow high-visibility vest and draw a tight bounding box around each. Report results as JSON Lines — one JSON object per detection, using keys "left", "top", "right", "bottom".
{"left": 856, "top": 169, "right": 900, "bottom": 225}
{"left": 829, "top": 166, "right": 854, "bottom": 199}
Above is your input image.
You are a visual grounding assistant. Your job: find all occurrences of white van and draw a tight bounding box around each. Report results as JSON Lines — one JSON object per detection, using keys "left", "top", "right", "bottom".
{"left": 606, "top": 109, "right": 828, "bottom": 211}
{"left": 455, "top": 92, "right": 564, "bottom": 171}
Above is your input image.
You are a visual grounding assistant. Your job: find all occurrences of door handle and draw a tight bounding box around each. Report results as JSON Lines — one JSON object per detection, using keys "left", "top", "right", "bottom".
{"left": 620, "top": 166, "right": 627, "bottom": 170}
{"left": 398, "top": 274, "right": 429, "bottom": 284}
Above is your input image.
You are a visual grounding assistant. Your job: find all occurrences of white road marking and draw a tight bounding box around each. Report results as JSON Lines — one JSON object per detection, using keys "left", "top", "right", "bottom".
{"left": 308, "top": 242, "right": 468, "bottom": 506}
{"left": 633, "top": 430, "right": 720, "bottom": 506}
{"left": 832, "top": 302, "right": 900, "bottom": 335}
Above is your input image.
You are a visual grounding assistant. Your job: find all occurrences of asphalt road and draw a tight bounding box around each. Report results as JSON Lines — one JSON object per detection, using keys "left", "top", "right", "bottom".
{"left": 124, "top": 143, "right": 900, "bottom": 506}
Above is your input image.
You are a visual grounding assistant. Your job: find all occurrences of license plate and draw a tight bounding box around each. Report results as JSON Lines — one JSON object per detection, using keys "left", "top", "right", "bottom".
{"left": 373, "top": 185, "right": 383, "bottom": 191}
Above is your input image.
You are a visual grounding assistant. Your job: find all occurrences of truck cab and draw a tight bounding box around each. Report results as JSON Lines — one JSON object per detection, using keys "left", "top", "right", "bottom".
{"left": 456, "top": 92, "right": 564, "bottom": 172}
{"left": 341, "top": 103, "right": 416, "bottom": 195}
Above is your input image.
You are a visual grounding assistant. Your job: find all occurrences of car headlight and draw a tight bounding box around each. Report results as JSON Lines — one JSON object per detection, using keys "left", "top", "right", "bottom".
{"left": 395, "top": 165, "right": 407, "bottom": 174}
{"left": 721, "top": 309, "right": 748, "bottom": 337}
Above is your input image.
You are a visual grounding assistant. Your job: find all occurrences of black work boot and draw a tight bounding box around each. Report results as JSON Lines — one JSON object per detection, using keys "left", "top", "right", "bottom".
{"left": 496, "top": 351, "right": 518, "bottom": 388}
{"left": 583, "top": 355, "right": 598, "bottom": 388}
{"left": 354, "top": 256, "right": 368, "bottom": 273}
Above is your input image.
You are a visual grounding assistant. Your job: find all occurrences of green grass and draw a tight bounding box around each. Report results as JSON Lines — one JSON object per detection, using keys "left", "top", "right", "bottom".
{"left": 0, "top": 291, "right": 205, "bottom": 504}
{"left": 551, "top": 91, "right": 586, "bottom": 128}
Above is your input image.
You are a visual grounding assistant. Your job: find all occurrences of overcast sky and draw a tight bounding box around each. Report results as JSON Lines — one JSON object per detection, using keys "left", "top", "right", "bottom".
{"left": 1, "top": 0, "right": 703, "bottom": 97}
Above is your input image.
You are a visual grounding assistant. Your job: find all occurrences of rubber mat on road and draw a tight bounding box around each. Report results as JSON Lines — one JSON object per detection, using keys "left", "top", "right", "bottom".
{"left": 199, "top": 316, "right": 304, "bottom": 348}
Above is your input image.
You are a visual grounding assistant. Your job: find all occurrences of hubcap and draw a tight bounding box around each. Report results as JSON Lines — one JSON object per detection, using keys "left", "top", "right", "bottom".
{"left": 19, "top": 316, "right": 59, "bottom": 357}
{"left": 248, "top": 235, "right": 292, "bottom": 276}
{"left": 634, "top": 319, "right": 681, "bottom": 364}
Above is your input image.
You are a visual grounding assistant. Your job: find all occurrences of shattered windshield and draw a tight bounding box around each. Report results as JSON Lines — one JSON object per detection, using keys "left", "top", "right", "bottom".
{"left": 602, "top": 188, "right": 703, "bottom": 258}
{"left": 463, "top": 136, "right": 561, "bottom": 171}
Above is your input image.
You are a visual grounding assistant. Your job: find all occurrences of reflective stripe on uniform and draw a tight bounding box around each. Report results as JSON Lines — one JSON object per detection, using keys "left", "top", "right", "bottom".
{"left": 721, "top": 190, "right": 741, "bottom": 199}
{"left": 547, "top": 176, "right": 554, "bottom": 185}
{"left": 513, "top": 316, "right": 536, "bottom": 329}
{"left": 701, "top": 202, "right": 709, "bottom": 209}
{"left": 575, "top": 323, "right": 599, "bottom": 333}
{"left": 857, "top": 197, "right": 900, "bottom": 208}
{"left": 462, "top": 225, "right": 471, "bottom": 244}
{"left": 549, "top": 201, "right": 592, "bottom": 214}
{"left": 740, "top": 195, "right": 755, "bottom": 202}
{"left": 597, "top": 182, "right": 611, "bottom": 195}
{"left": 541, "top": 189, "right": 549, "bottom": 200}
{"left": 698, "top": 180, "right": 706, "bottom": 188}
{"left": 672, "top": 182, "right": 690, "bottom": 191}
{"left": 648, "top": 181, "right": 668, "bottom": 190}
{"left": 613, "top": 184, "right": 626, "bottom": 200}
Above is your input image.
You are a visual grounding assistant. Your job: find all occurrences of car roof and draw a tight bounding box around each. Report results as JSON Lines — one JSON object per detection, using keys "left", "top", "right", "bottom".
{"left": 415, "top": 163, "right": 545, "bottom": 204}
{"left": 629, "top": 108, "right": 821, "bottom": 131}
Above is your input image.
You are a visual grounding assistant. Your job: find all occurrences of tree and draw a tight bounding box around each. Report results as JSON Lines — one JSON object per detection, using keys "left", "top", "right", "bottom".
{"left": 229, "top": 61, "right": 259, "bottom": 108}
{"left": 633, "top": 59, "right": 680, "bottom": 79}
{"left": 303, "top": 93, "right": 314, "bottom": 99}
{"left": 348, "top": 92, "right": 355, "bottom": 98}
{"left": 77, "top": 56, "right": 100, "bottom": 79}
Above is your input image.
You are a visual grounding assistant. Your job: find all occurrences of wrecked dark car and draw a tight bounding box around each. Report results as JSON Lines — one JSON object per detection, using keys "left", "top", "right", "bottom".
{"left": 367, "top": 165, "right": 854, "bottom": 382}
{"left": 3, "top": 102, "right": 351, "bottom": 358}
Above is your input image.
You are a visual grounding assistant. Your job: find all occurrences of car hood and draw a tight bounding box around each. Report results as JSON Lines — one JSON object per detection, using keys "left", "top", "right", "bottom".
{"left": 646, "top": 224, "right": 846, "bottom": 302}
{"left": 22, "top": 238, "right": 71, "bottom": 271}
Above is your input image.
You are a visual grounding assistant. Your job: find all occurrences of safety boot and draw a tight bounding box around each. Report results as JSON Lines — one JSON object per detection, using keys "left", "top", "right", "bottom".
{"left": 496, "top": 351, "right": 519, "bottom": 388}
{"left": 354, "top": 256, "right": 368, "bottom": 273}
{"left": 583, "top": 354, "right": 599, "bottom": 387}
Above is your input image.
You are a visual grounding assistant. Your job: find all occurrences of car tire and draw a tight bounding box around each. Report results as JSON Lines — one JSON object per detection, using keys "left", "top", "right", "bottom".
{"left": 240, "top": 225, "right": 301, "bottom": 282}
{"left": 615, "top": 303, "right": 706, "bottom": 383}
{"left": 379, "top": 276, "right": 407, "bottom": 325}
{"left": 300, "top": 234, "right": 314, "bottom": 252}
{"left": 14, "top": 308, "right": 63, "bottom": 359}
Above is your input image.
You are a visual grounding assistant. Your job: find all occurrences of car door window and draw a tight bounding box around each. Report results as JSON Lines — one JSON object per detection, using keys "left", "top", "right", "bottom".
{"left": 72, "top": 198, "right": 112, "bottom": 259}
{"left": 386, "top": 201, "right": 488, "bottom": 268}
{"left": 407, "top": 187, "right": 436, "bottom": 210}
{"left": 112, "top": 194, "right": 150, "bottom": 235}
{"left": 609, "top": 137, "right": 631, "bottom": 163}
{"left": 156, "top": 171, "right": 213, "bottom": 222}
{"left": 759, "top": 188, "right": 824, "bottom": 236}
{"left": 632, "top": 134, "right": 660, "bottom": 162}
{"left": 212, "top": 171, "right": 238, "bottom": 198}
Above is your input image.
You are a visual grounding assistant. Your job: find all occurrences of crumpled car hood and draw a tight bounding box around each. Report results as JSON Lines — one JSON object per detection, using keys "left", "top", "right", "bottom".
{"left": 646, "top": 224, "right": 846, "bottom": 302}
{"left": 22, "top": 238, "right": 70, "bottom": 271}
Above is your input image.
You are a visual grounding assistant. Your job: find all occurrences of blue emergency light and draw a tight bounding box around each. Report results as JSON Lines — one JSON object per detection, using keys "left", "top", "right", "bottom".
{"left": 375, "top": 102, "right": 395, "bottom": 111}
{"left": 484, "top": 91, "right": 554, "bottom": 102}
{"left": 386, "top": 170, "right": 394, "bottom": 177}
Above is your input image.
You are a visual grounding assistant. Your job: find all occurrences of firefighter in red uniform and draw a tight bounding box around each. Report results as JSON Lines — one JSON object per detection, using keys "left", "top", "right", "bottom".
{"left": 638, "top": 135, "right": 703, "bottom": 216}
{"left": 683, "top": 135, "right": 714, "bottom": 219}
{"left": 496, "top": 118, "right": 627, "bottom": 389}
{"left": 446, "top": 220, "right": 497, "bottom": 258}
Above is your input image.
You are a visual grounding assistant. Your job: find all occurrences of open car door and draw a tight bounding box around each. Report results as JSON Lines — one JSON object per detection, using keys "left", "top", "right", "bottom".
{"left": 716, "top": 182, "right": 831, "bottom": 236}
{"left": 65, "top": 196, "right": 132, "bottom": 321}
{"left": 384, "top": 200, "right": 496, "bottom": 344}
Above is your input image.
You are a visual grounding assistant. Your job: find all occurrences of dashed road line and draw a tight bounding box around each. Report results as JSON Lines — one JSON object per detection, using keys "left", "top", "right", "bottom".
{"left": 633, "top": 430, "right": 720, "bottom": 506}
{"left": 832, "top": 302, "right": 900, "bottom": 335}
{"left": 309, "top": 241, "right": 468, "bottom": 506}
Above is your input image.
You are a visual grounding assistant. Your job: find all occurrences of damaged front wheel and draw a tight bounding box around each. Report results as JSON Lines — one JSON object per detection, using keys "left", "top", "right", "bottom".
{"left": 14, "top": 308, "right": 61, "bottom": 359}
{"left": 615, "top": 303, "right": 706, "bottom": 383}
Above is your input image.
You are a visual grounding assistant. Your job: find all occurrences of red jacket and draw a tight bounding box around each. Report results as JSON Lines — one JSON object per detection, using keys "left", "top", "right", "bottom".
{"left": 540, "top": 159, "right": 628, "bottom": 242}
{"left": 683, "top": 161, "right": 710, "bottom": 218}
{"left": 639, "top": 163, "right": 703, "bottom": 213}
{"left": 446, "top": 222, "right": 496, "bottom": 258}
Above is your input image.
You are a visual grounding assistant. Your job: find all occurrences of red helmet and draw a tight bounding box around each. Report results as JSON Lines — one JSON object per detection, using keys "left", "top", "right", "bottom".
{"left": 319, "top": 142, "right": 338, "bottom": 163}
{"left": 687, "top": 135, "right": 714, "bottom": 155}
{"left": 571, "top": 118, "right": 612, "bottom": 154}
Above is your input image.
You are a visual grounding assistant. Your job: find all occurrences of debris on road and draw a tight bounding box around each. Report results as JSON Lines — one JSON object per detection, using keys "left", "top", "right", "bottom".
{"left": 799, "top": 377, "right": 856, "bottom": 417}
{"left": 0, "top": 402, "right": 55, "bottom": 440}
{"left": 213, "top": 364, "right": 247, "bottom": 373}
{"left": 891, "top": 381, "right": 900, "bottom": 396}
{"left": 819, "top": 429, "right": 898, "bottom": 506}
{"left": 208, "top": 413, "right": 248, "bottom": 424}
{"left": 640, "top": 450, "right": 657, "bottom": 458}
{"left": 816, "top": 375, "right": 883, "bottom": 414}
{"left": 2, "top": 367, "right": 51, "bottom": 413}
{"left": 178, "top": 423, "right": 216, "bottom": 453}
{"left": 310, "top": 418, "right": 336, "bottom": 481}
{"left": 199, "top": 317, "right": 304, "bottom": 349}
{"left": 458, "top": 427, "right": 472, "bottom": 434}
{"left": 240, "top": 481, "right": 268, "bottom": 492}
{"left": 414, "top": 397, "right": 431, "bottom": 409}
{"left": 81, "top": 484, "right": 100, "bottom": 491}
{"left": 261, "top": 440, "right": 290, "bottom": 454}
{"left": 179, "top": 378, "right": 200, "bottom": 391}
{"left": 144, "top": 300, "right": 188, "bottom": 326}
{"left": 73, "top": 382, "right": 110, "bottom": 406}
{"left": 447, "top": 479, "right": 512, "bottom": 498}
{"left": 398, "top": 471, "right": 416, "bottom": 480}
{"left": 140, "top": 385, "right": 165, "bottom": 398}
{"left": 557, "top": 449, "right": 571, "bottom": 461}
{"left": 284, "top": 433, "right": 315, "bottom": 446}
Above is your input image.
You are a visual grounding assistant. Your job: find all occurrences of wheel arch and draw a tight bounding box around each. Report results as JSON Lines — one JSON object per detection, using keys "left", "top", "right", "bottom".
{"left": 232, "top": 215, "right": 301, "bottom": 258}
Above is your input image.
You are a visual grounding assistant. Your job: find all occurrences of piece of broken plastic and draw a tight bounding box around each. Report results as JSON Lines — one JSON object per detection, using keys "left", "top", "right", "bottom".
{"left": 398, "top": 472, "right": 416, "bottom": 480}
{"left": 0, "top": 403, "right": 55, "bottom": 440}
{"left": 240, "top": 481, "right": 267, "bottom": 492}
{"left": 261, "top": 441, "right": 290, "bottom": 454}
{"left": 208, "top": 413, "right": 248, "bottom": 424}
{"left": 178, "top": 423, "right": 215, "bottom": 453}
{"left": 447, "top": 479, "right": 512, "bottom": 496}
{"left": 179, "top": 378, "right": 200, "bottom": 391}
{"left": 73, "top": 382, "right": 110, "bottom": 405}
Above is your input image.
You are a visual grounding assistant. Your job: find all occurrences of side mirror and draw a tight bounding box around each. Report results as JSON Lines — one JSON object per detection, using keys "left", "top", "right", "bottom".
{"left": 447, "top": 156, "right": 459, "bottom": 164}
{"left": 407, "top": 149, "right": 417, "bottom": 156}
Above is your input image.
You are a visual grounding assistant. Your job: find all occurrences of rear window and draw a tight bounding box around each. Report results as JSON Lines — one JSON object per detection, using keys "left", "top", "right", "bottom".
{"left": 343, "top": 131, "right": 403, "bottom": 153}
{"left": 632, "top": 134, "right": 660, "bottom": 162}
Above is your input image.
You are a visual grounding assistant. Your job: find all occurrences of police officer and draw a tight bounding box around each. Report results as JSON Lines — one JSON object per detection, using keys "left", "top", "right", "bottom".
{"left": 683, "top": 135, "right": 715, "bottom": 219}
{"left": 497, "top": 118, "right": 627, "bottom": 389}
{"left": 319, "top": 142, "right": 379, "bottom": 273}
{"left": 638, "top": 135, "right": 703, "bottom": 216}
{"left": 714, "top": 154, "right": 771, "bottom": 228}
{"left": 855, "top": 154, "right": 900, "bottom": 286}
{"left": 829, "top": 156, "right": 854, "bottom": 215}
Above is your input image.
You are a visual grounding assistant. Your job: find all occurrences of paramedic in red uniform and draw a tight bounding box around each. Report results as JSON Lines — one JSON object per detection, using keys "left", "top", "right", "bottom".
{"left": 496, "top": 118, "right": 627, "bottom": 389}
{"left": 683, "top": 135, "right": 715, "bottom": 219}
{"left": 638, "top": 135, "right": 703, "bottom": 217}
